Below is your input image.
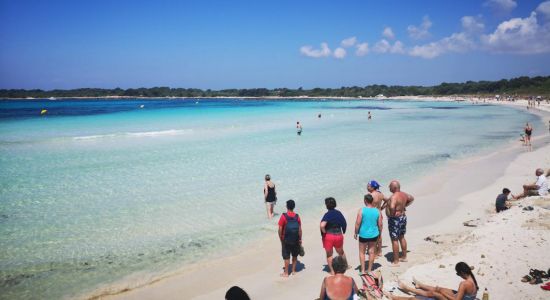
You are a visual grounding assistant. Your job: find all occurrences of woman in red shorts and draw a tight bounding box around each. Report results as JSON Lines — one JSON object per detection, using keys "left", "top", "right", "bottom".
{"left": 320, "top": 197, "right": 348, "bottom": 275}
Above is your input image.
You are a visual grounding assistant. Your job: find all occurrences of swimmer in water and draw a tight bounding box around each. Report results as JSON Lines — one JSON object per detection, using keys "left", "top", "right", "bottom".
{"left": 297, "top": 122, "right": 302, "bottom": 136}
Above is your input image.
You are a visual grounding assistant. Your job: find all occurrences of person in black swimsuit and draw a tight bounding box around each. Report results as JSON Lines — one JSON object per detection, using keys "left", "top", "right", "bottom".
{"left": 524, "top": 122, "right": 532, "bottom": 148}
{"left": 264, "top": 174, "right": 277, "bottom": 219}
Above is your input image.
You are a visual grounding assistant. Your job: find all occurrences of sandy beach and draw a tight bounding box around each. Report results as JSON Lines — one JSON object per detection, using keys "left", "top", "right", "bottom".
{"left": 80, "top": 103, "right": 550, "bottom": 300}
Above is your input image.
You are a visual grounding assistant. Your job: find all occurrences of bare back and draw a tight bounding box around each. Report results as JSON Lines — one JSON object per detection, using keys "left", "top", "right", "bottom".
{"left": 370, "top": 190, "right": 385, "bottom": 209}
{"left": 386, "top": 191, "right": 410, "bottom": 217}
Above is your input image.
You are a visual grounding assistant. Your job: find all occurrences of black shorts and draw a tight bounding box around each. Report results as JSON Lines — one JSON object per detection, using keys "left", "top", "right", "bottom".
{"left": 281, "top": 242, "right": 300, "bottom": 259}
{"left": 359, "top": 235, "right": 379, "bottom": 243}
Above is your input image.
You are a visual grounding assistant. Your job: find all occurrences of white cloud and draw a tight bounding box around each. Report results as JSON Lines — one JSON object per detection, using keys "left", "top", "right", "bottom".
{"left": 407, "top": 16, "right": 432, "bottom": 40}
{"left": 300, "top": 42, "right": 331, "bottom": 58}
{"left": 481, "top": 12, "right": 550, "bottom": 54}
{"left": 373, "top": 39, "right": 405, "bottom": 54}
{"left": 461, "top": 16, "right": 485, "bottom": 33}
{"left": 484, "top": 0, "right": 517, "bottom": 13}
{"left": 537, "top": 1, "right": 550, "bottom": 19}
{"left": 382, "top": 27, "right": 395, "bottom": 39}
{"left": 341, "top": 37, "right": 357, "bottom": 48}
{"left": 333, "top": 47, "right": 347, "bottom": 59}
{"left": 409, "top": 32, "right": 474, "bottom": 58}
{"left": 355, "top": 42, "right": 369, "bottom": 56}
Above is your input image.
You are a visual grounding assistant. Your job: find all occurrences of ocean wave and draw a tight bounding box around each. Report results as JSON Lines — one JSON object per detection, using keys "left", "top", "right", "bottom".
{"left": 73, "top": 129, "right": 193, "bottom": 140}
{"left": 126, "top": 129, "right": 193, "bottom": 137}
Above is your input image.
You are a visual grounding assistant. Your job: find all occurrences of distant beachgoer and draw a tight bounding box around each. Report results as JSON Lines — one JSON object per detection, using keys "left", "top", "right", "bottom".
{"left": 495, "top": 188, "right": 511, "bottom": 213}
{"left": 367, "top": 180, "right": 385, "bottom": 257}
{"left": 319, "top": 256, "right": 358, "bottom": 300}
{"left": 318, "top": 113, "right": 322, "bottom": 118}
{"left": 278, "top": 199, "right": 302, "bottom": 277}
{"left": 368, "top": 111, "right": 372, "bottom": 120}
{"left": 385, "top": 180, "right": 414, "bottom": 266}
{"left": 385, "top": 262, "right": 478, "bottom": 300}
{"left": 512, "top": 168, "right": 549, "bottom": 200}
{"left": 354, "top": 194, "right": 382, "bottom": 274}
{"left": 296, "top": 121, "right": 302, "bottom": 136}
{"left": 320, "top": 197, "right": 348, "bottom": 275}
{"left": 264, "top": 174, "right": 277, "bottom": 219}
{"left": 225, "top": 286, "right": 250, "bottom": 300}
{"left": 524, "top": 123, "right": 532, "bottom": 146}
{"left": 547, "top": 120, "right": 549, "bottom": 134}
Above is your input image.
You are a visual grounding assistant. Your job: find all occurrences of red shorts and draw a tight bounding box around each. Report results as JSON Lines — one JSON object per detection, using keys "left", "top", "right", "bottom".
{"left": 322, "top": 233, "right": 344, "bottom": 250}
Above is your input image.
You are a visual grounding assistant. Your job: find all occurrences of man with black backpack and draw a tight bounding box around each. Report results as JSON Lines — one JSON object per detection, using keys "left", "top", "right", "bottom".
{"left": 278, "top": 199, "right": 302, "bottom": 277}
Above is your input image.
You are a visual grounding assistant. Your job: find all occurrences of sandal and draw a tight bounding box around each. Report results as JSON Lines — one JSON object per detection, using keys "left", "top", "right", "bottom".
{"left": 522, "top": 275, "right": 532, "bottom": 283}
{"left": 530, "top": 276, "right": 543, "bottom": 285}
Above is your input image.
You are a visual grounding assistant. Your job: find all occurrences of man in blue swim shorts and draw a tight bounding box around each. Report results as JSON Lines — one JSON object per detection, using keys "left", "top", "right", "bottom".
{"left": 383, "top": 180, "right": 414, "bottom": 266}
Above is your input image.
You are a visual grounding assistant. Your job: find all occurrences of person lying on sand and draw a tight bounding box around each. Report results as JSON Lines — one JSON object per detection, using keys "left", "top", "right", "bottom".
{"left": 512, "top": 168, "right": 549, "bottom": 200}
{"left": 384, "top": 262, "right": 478, "bottom": 300}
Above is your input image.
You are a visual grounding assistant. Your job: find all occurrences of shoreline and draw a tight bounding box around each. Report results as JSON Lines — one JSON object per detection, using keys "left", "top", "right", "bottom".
{"left": 78, "top": 103, "right": 550, "bottom": 299}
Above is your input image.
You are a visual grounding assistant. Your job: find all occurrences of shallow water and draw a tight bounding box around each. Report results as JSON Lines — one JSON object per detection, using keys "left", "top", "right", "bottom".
{"left": 0, "top": 98, "right": 541, "bottom": 299}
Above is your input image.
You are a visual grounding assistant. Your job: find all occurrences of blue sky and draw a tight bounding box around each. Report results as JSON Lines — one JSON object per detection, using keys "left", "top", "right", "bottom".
{"left": 1, "top": 0, "right": 550, "bottom": 89}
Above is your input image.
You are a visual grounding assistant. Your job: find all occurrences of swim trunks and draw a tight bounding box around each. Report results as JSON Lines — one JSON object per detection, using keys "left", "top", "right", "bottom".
{"left": 388, "top": 215, "right": 407, "bottom": 239}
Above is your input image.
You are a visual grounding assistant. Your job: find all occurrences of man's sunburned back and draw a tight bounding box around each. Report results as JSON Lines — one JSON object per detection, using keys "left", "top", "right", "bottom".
{"left": 386, "top": 191, "right": 408, "bottom": 217}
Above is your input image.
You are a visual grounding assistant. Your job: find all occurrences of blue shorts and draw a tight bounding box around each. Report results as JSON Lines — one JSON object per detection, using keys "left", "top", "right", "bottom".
{"left": 388, "top": 215, "right": 407, "bottom": 239}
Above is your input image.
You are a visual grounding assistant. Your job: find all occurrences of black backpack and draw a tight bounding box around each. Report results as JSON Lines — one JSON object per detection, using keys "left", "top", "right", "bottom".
{"left": 283, "top": 213, "right": 300, "bottom": 244}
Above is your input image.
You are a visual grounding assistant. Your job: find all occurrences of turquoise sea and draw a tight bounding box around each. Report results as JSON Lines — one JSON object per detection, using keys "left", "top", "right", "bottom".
{"left": 0, "top": 98, "right": 541, "bottom": 299}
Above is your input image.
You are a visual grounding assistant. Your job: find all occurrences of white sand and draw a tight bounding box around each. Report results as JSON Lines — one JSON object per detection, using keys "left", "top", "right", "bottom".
{"left": 89, "top": 105, "right": 550, "bottom": 300}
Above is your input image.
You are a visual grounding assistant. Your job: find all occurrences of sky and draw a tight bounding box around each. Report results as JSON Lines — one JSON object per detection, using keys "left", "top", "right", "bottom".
{"left": 1, "top": 0, "right": 550, "bottom": 90}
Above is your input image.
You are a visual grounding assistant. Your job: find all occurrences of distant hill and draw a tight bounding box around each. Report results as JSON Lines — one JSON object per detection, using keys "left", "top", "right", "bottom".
{"left": 1, "top": 75, "right": 549, "bottom": 99}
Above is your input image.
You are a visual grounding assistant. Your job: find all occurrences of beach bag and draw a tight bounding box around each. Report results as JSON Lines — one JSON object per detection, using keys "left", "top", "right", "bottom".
{"left": 360, "top": 270, "right": 383, "bottom": 299}
{"left": 283, "top": 213, "right": 300, "bottom": 244}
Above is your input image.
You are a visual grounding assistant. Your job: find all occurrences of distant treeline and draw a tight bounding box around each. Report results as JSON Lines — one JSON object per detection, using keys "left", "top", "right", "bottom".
{"left": 1, "top": 76, "right": 549, "bottom": 98}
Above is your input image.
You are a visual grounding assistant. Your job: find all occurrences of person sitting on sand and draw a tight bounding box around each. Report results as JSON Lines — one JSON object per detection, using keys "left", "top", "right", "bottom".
{"left": 495, "top": 188, "right": 511, "bottom": 213}
{"left": 320, "top": 197, "right": 348, "bottom": 275}
{"left": 367, "top": 180, "right": 385, "bottom": 257}
{"left": 385, "top": 180, "right": 414, "bottom": 266}
{"left": 263, "top": 174, "right": 277, "bottom": 219}
{"left": 384, "top": 262, "right": 478, "bottom": 300}
{"left": 355, "top": 194, "right": 382, "bottom": 274}
{"left": 278, "top": 199, "right": 302, "bottom": 277}
{"left": 319, "top": 256, "right": 358, "bottom": 300}
{"left": 512, "top": 168, "right": 549, "bottom": 200}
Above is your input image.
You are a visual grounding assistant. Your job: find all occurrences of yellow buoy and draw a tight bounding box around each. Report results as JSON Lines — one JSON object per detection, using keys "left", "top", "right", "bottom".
{"left": 40, "top": 109, "right": 48, "bottom": 115}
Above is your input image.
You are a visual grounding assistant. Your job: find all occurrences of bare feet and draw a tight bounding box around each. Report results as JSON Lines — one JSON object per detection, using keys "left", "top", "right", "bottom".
{"left": 398, "top": 280, "right": 410, "bottom": 292}
{"left": 291, "top": 271, "right": 296, "bottom": 276}
{"left": 399, "top": 257, "right": 408, "bottom": 262}
{"left": 412, "top": 277, "right": 422, "bottom": 288}
{"left": 280, "top": 273, "right": 289, "bottom": 278}
{"left": 390, "top": 262, "right": 400, "bottom": 267}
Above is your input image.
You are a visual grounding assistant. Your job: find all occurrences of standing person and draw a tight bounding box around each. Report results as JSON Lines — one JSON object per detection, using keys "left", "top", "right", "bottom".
{"left": 320, "top": 197, "right": 347, "bottom": 275}
{"left": 278, "top": 200, "right": 302, "bottom": 277}
{"left": 385, "top": 180, "right": 414, "bottom": 266}
{"left": 495, "top": 188, "right": 511, "bottom": 213}
{"left": 368, "top": 111, "right": 372, "bottom": 120}
{"left": 367, "top": 180, "right": 385, "bottom": 257}
{"left": 296, "top": 121, "right": 302, "bottom": 136}
{"left": 524, "top": 122, "right": 532, "bottom": 147}
{"left": 263, "top": 174, "right": 277, "bottom": 219}
{"left": 547, "top": 120, "right": 549, "bottom": 134}
{"left": 354, "top": 194, "right": 382, "bottom": 274}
